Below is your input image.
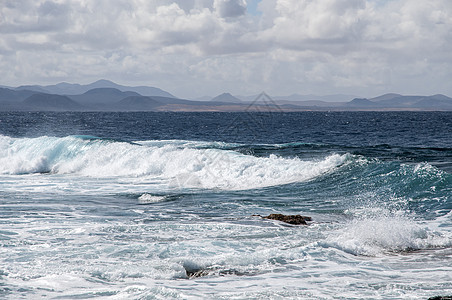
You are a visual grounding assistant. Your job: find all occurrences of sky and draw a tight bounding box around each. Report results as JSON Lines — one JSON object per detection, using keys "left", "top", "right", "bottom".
{"left": 1, "top": 0, "right": 451, "bottom": 99}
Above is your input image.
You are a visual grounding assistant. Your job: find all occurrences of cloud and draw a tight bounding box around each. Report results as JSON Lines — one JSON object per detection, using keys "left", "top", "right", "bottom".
{"left": 214, "top": 0, "right": 247, "bottom": 18}
{"left": 0, "top": 1, "right": 73, "bottom": 34}
{"left": 0, "top": 0, "right": 451, "bottom": 97}
{"left": 269, "top": 0, "right": 367, "bottom": 40}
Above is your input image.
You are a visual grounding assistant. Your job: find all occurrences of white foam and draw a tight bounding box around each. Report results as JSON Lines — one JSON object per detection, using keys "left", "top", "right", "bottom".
{"left": 323, "top": 211, "right": 452, "bottom": 256}
{"left": 0, "top": 135, "right": 348, "bottom": 190}
{"left": 138, "top": 194, "right": 167, "bottom": 204}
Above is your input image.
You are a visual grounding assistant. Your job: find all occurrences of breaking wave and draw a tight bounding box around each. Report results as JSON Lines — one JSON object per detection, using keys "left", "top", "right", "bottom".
{"left": 0, "top": 135, "right": 349, "bottom": 190}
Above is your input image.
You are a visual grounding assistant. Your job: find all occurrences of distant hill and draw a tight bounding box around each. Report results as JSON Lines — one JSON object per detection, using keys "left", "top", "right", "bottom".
{"left": 116, "top": 96, "right": 162, "bottom": 111}
{"left": 0, "top": 87, "right": 36, "bottom": 102}
{"left": 412, "top": 95, "right": 452, "bottom": 109}
{"left": 4, "top": 80, "right": 175, "bottom": 98}
{"left": 345, "top": 94, "right": 452, "bottom": 110}
{"left": 15, "top": 85, "right": 50, "bottom": 93}
{"left": 69, "top": 88, "right": 141, "bottom": 105}
{"left": 376, "top": 95, "right": 424, "bottom": 107}
{"left": 52, "top": 80, "right": 174, "bottom": 97}
{"left": 83, "top": 80, "right": 175, "bottom": 98}
{"left": 1, "top": 82, "right": 451, "bottom": 111}
{"left": 346, "top": 98, "right": 379, "bottom": 107}
{"left": 369, "top": 93, "right": 403, "bottom": 102}
{"left": 211, "top": 93, "right": 242, "bottom": 103}
{"left": 23, "top": 93, "right": 84, "bottom": 111}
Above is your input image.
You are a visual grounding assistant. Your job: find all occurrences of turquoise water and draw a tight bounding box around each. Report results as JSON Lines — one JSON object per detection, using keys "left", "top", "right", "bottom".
{"left": 0, "top": 112, "right": 451, "bottom": 299}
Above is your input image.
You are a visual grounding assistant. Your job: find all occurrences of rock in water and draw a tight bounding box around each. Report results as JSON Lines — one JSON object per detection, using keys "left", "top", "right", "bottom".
{"left": 186, "top": 268, "right": 210, "bottom": 279}
{"left": 262, "top": 214, "right": 312, "bottom": 225}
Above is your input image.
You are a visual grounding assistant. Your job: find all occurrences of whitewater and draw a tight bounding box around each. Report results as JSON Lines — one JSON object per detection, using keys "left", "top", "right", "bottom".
{"left": 0, "top": 111, "right": 451, "bottom": 299}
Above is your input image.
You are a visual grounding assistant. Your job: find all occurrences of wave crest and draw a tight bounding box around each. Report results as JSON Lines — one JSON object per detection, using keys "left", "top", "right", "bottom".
{"left": 0, "top": 135, "right": 348, "bottom": 190}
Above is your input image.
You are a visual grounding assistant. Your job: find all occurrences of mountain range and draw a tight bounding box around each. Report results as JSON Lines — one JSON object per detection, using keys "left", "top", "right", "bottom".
{"left": 1, "top": 80, "right": 452, "bottom": 111}
{"left": 8, "top": 79, "right": 174, "bottom": 98}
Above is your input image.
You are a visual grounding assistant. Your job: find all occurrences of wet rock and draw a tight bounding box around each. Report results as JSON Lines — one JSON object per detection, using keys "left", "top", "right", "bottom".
{"left": 183, "top": 264, "right": 253, "bottom": 279}
{"left": 428, "top": 297, "right": 452, "bottom": 300}
{"left": 185, "top": 268, "right": 210, "bottom": 279}
{"left": 183, "top": 263, "right": 210, "bottom": 279}
{"left": 256, "top": 213, "right": 312, "bottom": 225}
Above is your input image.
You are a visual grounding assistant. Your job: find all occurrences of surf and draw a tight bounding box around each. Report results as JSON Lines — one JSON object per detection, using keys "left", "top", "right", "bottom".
{"left": 0, "top": 135, "right": 349, "bottom": 190}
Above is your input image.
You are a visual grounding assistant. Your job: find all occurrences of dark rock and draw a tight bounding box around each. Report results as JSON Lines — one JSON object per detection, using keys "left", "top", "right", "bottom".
{"left": 260, "top": 213, "right": 312, "bottom": 225}
{"left": 428, "top": 297, "right": 452, "bottom": 300}
{"left": 183, "top": 261, "right": 254, "bottom": 279}
{"left": 185, "top": 268, "right": 210, "bottom": 279}
{"left": 184, "top": 266, "right": 251, "bottom": 279}
{"left": 183, "top": 262, "right": 211, "bottom": 279}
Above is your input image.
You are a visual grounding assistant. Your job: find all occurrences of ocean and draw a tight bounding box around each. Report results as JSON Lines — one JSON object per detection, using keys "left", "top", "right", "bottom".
{"left": 0, "top": 111, "right": 451, "bottom": 299}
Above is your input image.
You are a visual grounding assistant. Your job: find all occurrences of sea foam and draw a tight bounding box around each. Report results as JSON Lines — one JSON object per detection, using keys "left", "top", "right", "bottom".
{"left": 0, "top": 135, "right": 348, "bottom": 190}
{"left": 322, "top": 209, "right": 452, "bottom": 256}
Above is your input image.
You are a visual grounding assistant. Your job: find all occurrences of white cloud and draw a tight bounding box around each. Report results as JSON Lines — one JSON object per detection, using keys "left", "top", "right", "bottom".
{"left": 269, "top": 0, "right": 367, "bottom": 40}
{"left": 0, "top": 0, "right": 451, "bottom": 97}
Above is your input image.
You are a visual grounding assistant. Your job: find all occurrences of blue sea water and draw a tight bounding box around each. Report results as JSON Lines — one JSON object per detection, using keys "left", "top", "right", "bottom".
{"left": 0, "top": 111, "right": 451, "bottom": 299}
